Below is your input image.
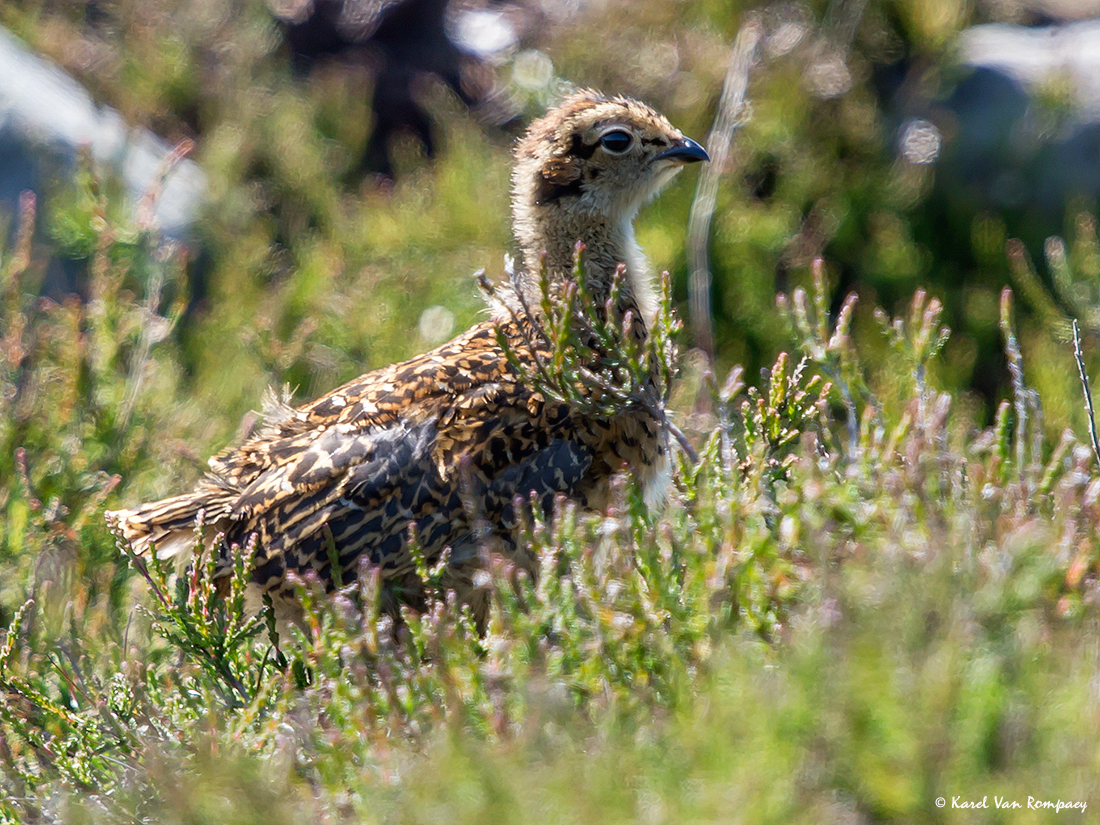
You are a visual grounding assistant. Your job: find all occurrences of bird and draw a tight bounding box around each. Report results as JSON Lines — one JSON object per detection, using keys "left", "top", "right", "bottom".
{"left": 107, "top": 90, "right": 709, "bottom": 624}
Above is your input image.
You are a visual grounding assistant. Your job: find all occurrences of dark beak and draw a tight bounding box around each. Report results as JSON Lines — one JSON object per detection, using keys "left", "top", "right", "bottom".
{"left": 655, "top": 136, "right": 710, "bottom": 164}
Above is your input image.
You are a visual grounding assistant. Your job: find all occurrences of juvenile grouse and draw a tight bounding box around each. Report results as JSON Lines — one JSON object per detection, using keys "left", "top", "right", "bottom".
{"left": 107, "top": 90, "right": 708, "bottom": 619}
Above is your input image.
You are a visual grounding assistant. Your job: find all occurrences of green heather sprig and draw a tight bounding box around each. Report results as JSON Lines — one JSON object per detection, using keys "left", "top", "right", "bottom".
{"left": 777, "top": 259, "right": 863, "bottom": 453}
{"left": 738, "top": 352, "right": 831, "bottom": 493}
{"left": 117, "top": 520, "right": 272, "bottom": 710}
{"left": 479, "top": 244, "right": 696, "bottom": 461}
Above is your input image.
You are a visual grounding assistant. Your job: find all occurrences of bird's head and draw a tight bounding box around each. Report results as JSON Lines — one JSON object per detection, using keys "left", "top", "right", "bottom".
{"left": 513, "top": 90, "right": 708, "bottom": 222}
{"left": 509, "top": 90, "right": 708, "bottom": 315}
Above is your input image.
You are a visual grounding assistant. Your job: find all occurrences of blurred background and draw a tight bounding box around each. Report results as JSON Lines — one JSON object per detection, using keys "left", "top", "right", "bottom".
{"left": 4, "top": 0, "right": 1100, "bottom": 474}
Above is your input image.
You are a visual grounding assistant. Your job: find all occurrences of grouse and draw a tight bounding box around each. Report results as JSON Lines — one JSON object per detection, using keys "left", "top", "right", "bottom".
{"left": 107, "top": 90, "right": 708, "bottom": 621}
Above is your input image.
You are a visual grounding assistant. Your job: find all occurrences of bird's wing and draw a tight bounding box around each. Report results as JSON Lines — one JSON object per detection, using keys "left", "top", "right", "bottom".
{"left": 231, "top": 351, "right": 594, "bottom": 534}
{"left": 206, "top": 320, "right": 504, "bottom": 486}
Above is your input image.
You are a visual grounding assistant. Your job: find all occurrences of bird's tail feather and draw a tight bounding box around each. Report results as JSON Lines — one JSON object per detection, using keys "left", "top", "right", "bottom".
{"left": 106, "top": 490, "right": 231, "bottom": 559}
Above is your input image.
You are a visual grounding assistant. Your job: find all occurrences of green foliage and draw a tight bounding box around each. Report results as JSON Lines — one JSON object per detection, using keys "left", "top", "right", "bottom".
{"left": 122, "top": 524, "right": 271, "bottom": 708}
{"left": 0, "top": 181, "right": 192, "bottom": 632}
{"left": 5, "top": 194, "right": 1100, "bottom": 818}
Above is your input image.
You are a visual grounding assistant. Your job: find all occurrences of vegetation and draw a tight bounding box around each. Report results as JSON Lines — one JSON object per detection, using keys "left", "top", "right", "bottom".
{"left": 2, "top": 0, "right": 1100, "bottom": 821}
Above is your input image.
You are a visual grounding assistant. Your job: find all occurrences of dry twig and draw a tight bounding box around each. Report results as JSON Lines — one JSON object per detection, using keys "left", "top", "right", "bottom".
{"left": 686, "top": 19, "right": 761, "bottom": 355}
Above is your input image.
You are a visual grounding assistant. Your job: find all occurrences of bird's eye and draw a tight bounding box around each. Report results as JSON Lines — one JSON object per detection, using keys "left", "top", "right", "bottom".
{"left": 599, "top": 130, "right": 633, "bottom": 155}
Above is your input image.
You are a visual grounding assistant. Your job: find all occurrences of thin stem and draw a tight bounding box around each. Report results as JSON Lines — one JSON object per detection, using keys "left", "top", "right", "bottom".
{"left": 667, "top": 419, "right": 699, "bottom": 464}
{"left": 1073, "top": 319, "right": 1100, "bottom": 469}
{"left": 686, "top": 18, "right": 761, "bottom": 355}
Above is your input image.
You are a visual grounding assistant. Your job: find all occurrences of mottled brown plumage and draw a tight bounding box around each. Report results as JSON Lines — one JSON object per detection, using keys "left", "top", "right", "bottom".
{"left": 107, "top": 90, "right": 707, "bottom": 620}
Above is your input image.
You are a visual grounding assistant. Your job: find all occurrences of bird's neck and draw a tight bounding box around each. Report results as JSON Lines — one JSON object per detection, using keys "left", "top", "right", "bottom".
{"left": 514, "top": 209, "right": 656, "bottom": 326}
